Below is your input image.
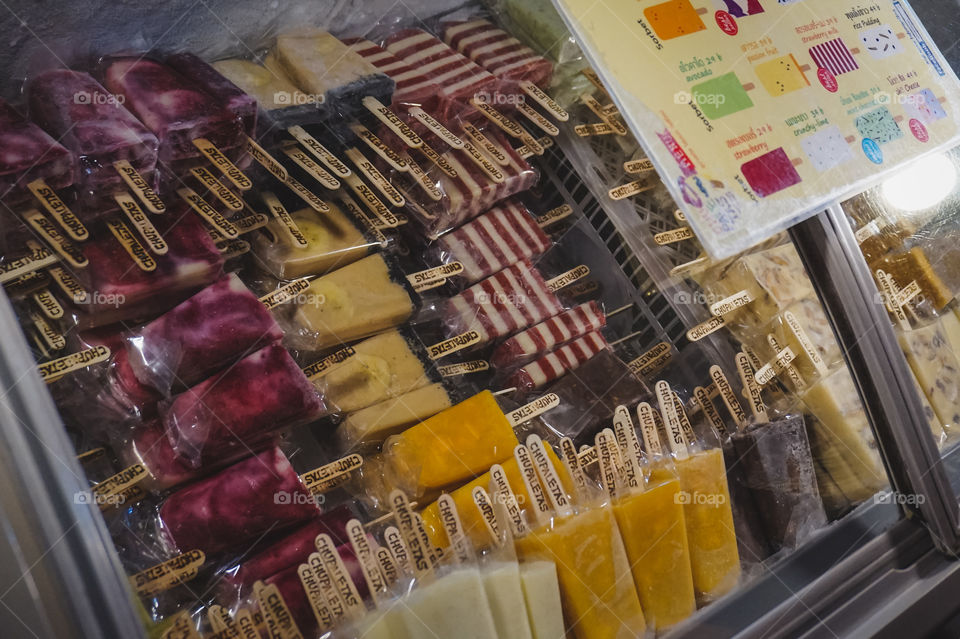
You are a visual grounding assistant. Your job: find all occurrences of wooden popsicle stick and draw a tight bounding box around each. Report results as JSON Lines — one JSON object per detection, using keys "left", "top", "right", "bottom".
{"left": 362, "top": 97, "right": 423, "bottom": 148}
{"left": 710, "top": 289, "right": 754, "bottom": 316}
{"left": 735, "top": 352, "right": 768, "bottom": 425}
{"left": 437, "top": 494, "right": 474, "bottom": 563}
{"left": 536, "top": 204, "right": 573, "bottom": 228}
{"left": 389, "top": 490, "right": 435, "bottom": 577}
{"left": 261, "top": 191, "right": 308, "bottom": 247}
{"left": 299, "top": 454, "right": 363, "bottom": 494}
{"left": 527, "top": 435, "right": 570, "bottom": 510}
{"left": 189, "top": 166, "right": 245, "bottom": 212}
{"left": 192, "top": 138, "right": 252, "bottom": 191}
{"left": 636, "top": 402, "right": 665, "bottom": 458}
{"left": 408, "top": 107, "right": 465, "bottom": 148}
{"left": 382, "top": 525, "right": 412, "bottom": 576}
{"left": 458, "top": 138, "right": 507, "bottom": 183}
{"left": 654, "top": 226, "right": 695, "bottom": 245}
{"left": 742, "top": 82, "right": 756, "bottom": 91}
{"left": 31, "top": 288, "right": 63, "bottom": 320}
{"left": 27, "top": 179, "right": 88, "bottom": 241}
{"left": 284, "top": 146, "right": 341, "bottom": 190}
{"left": 766, "top": 333, "right": 807, "bottom": 389}
{"left": 609, "top": 180, "right": 654, "bottom": 200}
{"left": 595, "top": 429, "right": 623, "bottom": 499}
{"left": 558, "top": 437, "right": 590, "bottom": 497}
{"left": 342, "top": 172, "right": 398, "bottom": 227}
{"left": 472, "top": 487, "right": 502, "bottom": 544}
{"left": 286, "top": 126, "right": 351, "bottom": 177}
{"left": 516, "top": 101, "right": 560, "bottom": 136}
{"left": 345, "top": 519, "right": 387, "bottom": 607}
{"left": 581, "top": 93, "right": 627, "bottom": 136}
{"left": 613, "top": 405, "right": 644, "bottom": 491}
{"left": 461, "top": 123, "right": 511, "bottom": 167}
{"left": 655, "top": 380, "right": 689, "bottom": 459}
{"left": 515, "top": 444, "right": 551, "bottom": 523}
{"left": 709, "top": 365, "right": 747, "bottom": 428}
{"left": 547, "top": 265, "right": 591, "bottom": 291}
{"left": 254, "top": 580, "right": 306, "bottom": 638}
{"left": 470, "top": 99, "right": 545, "bottom": 155}
{"left": 23, "top": 210, "right": 87, "bottom": 268}
{"left": 350, "top": 122, "right": 410, "bottom": 173}
{"left": 113, "top": 160, "right": 165, "bottom": 214}
{"left": 694, "top": 386, "right": 728, "bottom": 437}
{"left": 518, "top": 80, "right": 570, "bottom": 122}
{"left": 114, "top": 193, "right": 168, "bottom": 255}
{"left": 344, "top": 148, "right": 404, "bottom": 206}
{"left": 178, "top": 187, "right": 239, "bottom": 239}
{"left": 298, "top": 561, "right": 337, "bottom": 631}
{"left": 246, "top": 136, "right": 290, "bottom": 182}
{"left": 437, "top": 360, "right": 489, "bottom": 377}
{"left": 672, "top": 392, "right": 698, "bottom": 444}
{"left": 314, "top": 534, "right": 364, "bottom": 621}
{"left": 490, "top": 464, "right": 529, "bottom": 539}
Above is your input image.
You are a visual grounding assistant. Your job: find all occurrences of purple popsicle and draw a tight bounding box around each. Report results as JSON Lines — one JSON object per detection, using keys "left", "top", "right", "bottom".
{"left": 0, "top": 98, "right": 75, "bottom": 205}
{"left": 26, "top": 70, "right": 159, "bottom": 205}
{"left": 163, "top": 344, "right": 325, "bottom": 467}
{"left": 166, "top": 52, "right": 258, "bottom": 138}
{"left": 102, "top": 57, "right": 245, "bottom": 165}
{"left": 126, "top": 273, "right": 283, "bottom": 394}
{"left": 159, "top": 447, "right": 318, "bottom": 555}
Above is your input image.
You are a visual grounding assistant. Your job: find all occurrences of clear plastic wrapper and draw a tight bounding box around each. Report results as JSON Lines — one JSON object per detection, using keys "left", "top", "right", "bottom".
{"left": 289, "top": 253, "right": 416, "bottom": 352}
{"left": 443, "top": 259, "right": 563, "bottom": 345}
{"left": 875, "top": 246, "right": 954, "bottom": 323}
{"left": 721, "top": 438, "right": 774, "bottom": 565}
{"left": 434, "top": 197, "right": 552, "bottom": 285}
{"left": 337, "top": 382, "right": 454, "bottom": 452}
{"left": 269, "top": 29, "right": 395, "bottom": 122}
{"left": 126, "top": 273, "right": 283, "bottom": 394}
{"left": 26, "top": 69, "right": 159, "bottom": 216}
{"left": 536, "top": 350, "right": 649, "bottom": 447}
{"left": 441, "top": 19, "right": 554, "bottom": 91}
{"left": 162, "top": 343, "right": 325, "bottom": 468}
{"left": 341, "top": 37, "right": 441, "bottom": 110}
{"left": 0, "top": 97, "right": 75, "bottom": 206}
{"left": 319, "top": 328, "right": 435, "bottom": 414}
{"left": 166, "top": 52, "right": 258, "bottom": 138}
{"left": 157, "top": 447, "right": 320, "bottom": 556}
{"left": 491, "top": 301, "right": 606, "bottom": 370}
{"left": 898, "top": 315, "right": 960, "bottom": 441}
{"left": 382, "top": 390, "right": 518, "bottom": 499}
{"left": 101, "top": 56, "right": 246, "bottom": 167}
{"left": 399, "top": 566, "right": 500, "bottom": 639}
{"left": 76, "top": 210, "right": 224, "bottom": 328}
{"left": 251, "top": 200, "right": 375, "bottom": 280}
{"left": 210, "top": 57, "right": 326, "bottom": 127}
{"left": 730, "top": 416, "right": 827, "bottom": 553}
{"left": 505, "top": 331, "right": 609, "bottom": 395}
{"left": 519, "top": 561, "right": 566, "bottom": 639}
{"left": 481, "top": 560, "right": 534, "bottom": 639}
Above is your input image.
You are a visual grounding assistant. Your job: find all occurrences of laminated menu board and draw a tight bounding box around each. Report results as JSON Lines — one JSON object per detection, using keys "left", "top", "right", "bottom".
{"left": 551, "top": 0, "right": 960, "bottom": 257}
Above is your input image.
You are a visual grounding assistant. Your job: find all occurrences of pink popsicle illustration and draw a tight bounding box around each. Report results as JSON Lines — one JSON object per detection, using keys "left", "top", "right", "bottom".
{"left": 740, "top": 147, "right": 803, "bottom": 197}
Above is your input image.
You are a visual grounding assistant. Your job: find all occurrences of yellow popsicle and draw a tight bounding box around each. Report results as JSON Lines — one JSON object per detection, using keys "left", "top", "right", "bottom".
{"left": 613, "top": 478, "right": 695, "bottom": 630}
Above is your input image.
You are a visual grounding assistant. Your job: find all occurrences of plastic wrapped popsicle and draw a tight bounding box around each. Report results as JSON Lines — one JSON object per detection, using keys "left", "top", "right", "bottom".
{"left": 341, "top": 37, "right": 441, "bottom": 110}
{"left": 505, "top": 331, "right": 609, "bottom": 393}
{"left": 26, "top": 70, "right": 159, "bottom": 212}
{"left": 163, "top": 344, "right": 325, "bottom": 467}
{"left": 0, "top": 97, "right": 75, "bottom": 205}
{"left": 319, "top": 328, "right": 434, "bottom": 414}
{"left": 442, "top": 259, "right": 563, "bottom": 346}
{"left": 292, "top": 254, "right": 416, "bottom": 351}
{"left": 270, "top": 30, "right": 395, "bottom": 121}
{"left": 125, "top": 273, "right": 283, "bottom": 393}
{"left": 337, "top": 383, "right": 454, "bottom": 452}
{"left": 435, "top": 198, "right": 552, "bottom": 284}
{"left": 166, "top": 53, "right": 258, "bottom": 137}
{"left": 383, "top": 390, "right": 520, "bottom": 497}
{"left": 252, "top": 199, "right": 373, "bottom": 280}
{"left": 877, "top": 246, "right": 954, "bottom": 315}
{"left": 211, "top": 58, "right": 320, "bottom": 115}
{"left": 158, "top": 447, "right": 319, "bottom": 555}
{"left": 399, "top": 567, "right": 499, "bottom": 639}
{"left": 383, "top": 28, "right": 499, "bottom": 120}
{"left": 519, "top": 561, "right": 565, "bottom": 639}
{"left": 441, "top": 19, "right": 554, "bottom": 88}
{"left": 102, "top": 57, "right": 246, "bottom": 165}
{"left": 77, "top": 211, "right": 224, "bottom": 328}
{"left": 898, "top": 315, "right": 960, "bottom": 438}
{"left": 656, "top": 381, "right": 740, "bottom": 603}
{"left": 482, "top": 561, "right": 534, "bottom": 639}
{"left": 491, "top": 301, "right": 608, "bottom": 369}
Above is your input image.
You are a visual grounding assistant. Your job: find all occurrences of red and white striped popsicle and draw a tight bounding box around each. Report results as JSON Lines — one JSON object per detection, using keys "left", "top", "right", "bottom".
{"left": 444, "top": 259, "right": 563, "bottom": 344}
{"left": 435, "top": 198, "right": 550, "bottom": 283}
{"left": 506, "top": 331, "right": 609, "bottom": 392}
{"left": 383, "top": 28, "right": 499, "bottom": 121}
{"left": 341, "top": 37, "right": 440, "bottom": 110}
{"left": 441, "top": 19, "right": 554, "bottom": 88}
{"left": 491, "top": 301, "right": 606, "bottom": 369}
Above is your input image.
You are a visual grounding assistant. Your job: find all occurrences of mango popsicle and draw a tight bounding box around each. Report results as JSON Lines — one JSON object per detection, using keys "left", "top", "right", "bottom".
{"left": 614, "top": 477, "right": 696, "bottom": 630}
{"left": 337, "top": 383, "right": 453, "bottom": 451}
{"left": 384, "top": 390, "right": 519, "bottom": 497}
{"left": 252, "top": 201, "right": 372, "bottom": 279}
{"left": 293, "top": 254, "right": 415, "bottom": 351}
{"left": 519, "top": 561, "right": 565, "bottom": 639}
{"left": 515, "top": 505, "right": 646, "bottom": 639}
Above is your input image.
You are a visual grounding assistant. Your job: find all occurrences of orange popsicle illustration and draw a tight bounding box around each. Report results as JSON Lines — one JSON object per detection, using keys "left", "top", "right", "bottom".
{"left": 644, "top": 0, "right": 708, "bottom": 40}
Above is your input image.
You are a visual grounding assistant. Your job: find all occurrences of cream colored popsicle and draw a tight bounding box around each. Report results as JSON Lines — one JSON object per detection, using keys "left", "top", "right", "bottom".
{"left": 898, "top": 315, "right": 960, "bottom": 440}
{"left": 338, "top": 383, "right": 452, "bottom": 451}
{"left": 321, "top": 329, "right": 431, "bottom": 413}
{"left": 293, "top": 254, "right": 414, "bottom": 350}
{"left": 211, "top": 58, "right": 307, "bottom": 109}
{"left": 483, "top": 562, "right": 533, "bottom": 639}
{"left": 400, "top": 568, "right": 499, "bottom": 639}
{"left": 253, "top": 202, "right": 371, "bottom": 279}
{"left": 353, "top": 609, "right": 406, "bottom": 639}
{"left": 520, "top": 561, "right": 565, "bottom": 639}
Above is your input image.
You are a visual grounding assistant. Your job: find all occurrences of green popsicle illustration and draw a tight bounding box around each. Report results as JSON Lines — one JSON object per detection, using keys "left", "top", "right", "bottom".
{"left": 691, "top": 72, "right": 755, "bottom": 119}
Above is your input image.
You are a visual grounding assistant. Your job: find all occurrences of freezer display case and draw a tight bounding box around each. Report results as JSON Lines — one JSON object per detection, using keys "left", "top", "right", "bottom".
{"left": 1, "top": 0, "right": 960, "bottom": 638}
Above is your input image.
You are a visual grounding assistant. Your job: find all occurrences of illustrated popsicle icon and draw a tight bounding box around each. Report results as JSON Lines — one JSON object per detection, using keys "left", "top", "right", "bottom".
{"left": 740, "top": 147, "right": 803, "bottom": 197}
{"left": 644, "top": 0, "right": 709, "bottom": 41}
{"left": 753, "top": 54, "right": 811, "bottom": 97}
{"left": 691, "top": 72, "right": 756, "bottom": 120}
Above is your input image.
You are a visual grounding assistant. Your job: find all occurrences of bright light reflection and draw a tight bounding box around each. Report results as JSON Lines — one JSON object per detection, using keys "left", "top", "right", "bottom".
{"left": 881, "top": 153, "right": 957, "bottom": 212}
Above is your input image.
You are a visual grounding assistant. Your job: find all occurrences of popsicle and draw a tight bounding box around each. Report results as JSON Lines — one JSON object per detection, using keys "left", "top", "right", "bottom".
{"left": 614, "top": 476, "right": 696, "bottom": 630}
{"left": 898, "top": 315, "right": 960, "bottom": 439}
{"left": 125, "top": 273, "right": 283, "bottom": 393}
{"left": 482, "top": 562, "right": 534, "bottom": 639}
{"left": 166, "top": 52, "right": 258, "bottom": 137}
{"left": 123, "top": 420, "right": 203, "bottom": 491}
{"left": 102, "top": 57, "right": 245, "bottom": 165}
{"left": 538, "top": 350, "right": 649, "bottom": 446}
{"left": 77, "top": 211, "right": 224, "bottom": 327}
{"left": 211, "top": 58, "right": 319, "bottom": 113}
{"left": 519, "top": 561, "right": 565, "bottom": 639}
{"left": 435, "top": 198, "right": 552, "bottom": 284}
{"left": 753, "top": 55, "right": 810, "bottom": 96}
{"left": 384, "top": 28, "right": 499, "bottom": 120}
{"left": 0, "top": 97, "right": 75, "bottom": 205}
{"left": 292, "top": 254, "right": 415, "bottom": 351}
{"left": 506, "top": 331, "right": 609, "bottom": 393}
{"left": 877, "top": 246, "right": 954, "bottom": 314}
{"left": 691, "top": 72, "right": 755, "bottom": 120}
{"left": 515, "top": 505, "right": 647, "bottom": 639}
{"left": 384, "top": 390, "right": 519, "bottom": 497}
{"left": 491, "top": 302, "right": 606, "bottom": 369}
{"left": 644, "top": 0, "right": 707, "bottom": 40}
{"left": 26, "top": 69, "right": 159, "bottom": 209}
{"left": 159, "top": 447, "right": 319, "bottom": 555}
{"left": 443, "top": 260, "right": 563, "bottom": 345}
{"left": 340, "top": 37, "right": 441, "bottom": 110}
{"left": 442, "top": 19, "right": 554, "bottom": 88}
{"left": 400, "top": 567, "right": 499, "bottom": 639}
{"left": 741, "top": 147, "right": 803, "bottom": 198}
{"left": 498, "top": 0, "right": 585, "bottom": 65}
{"left": 337, "top": 383, "right": 454, "bottom": 452}
{"left": 163, "top": 344, "right": 325, "bottom": 467}
{"left": 252, "top": 200, "right": 372, "bottom": 279}
{"left": 270, "top": 30, "right": 395, "bottom": 120}
{"left": 320, "top": 329, "right": 433, "bottom": 413}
